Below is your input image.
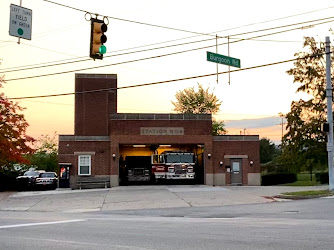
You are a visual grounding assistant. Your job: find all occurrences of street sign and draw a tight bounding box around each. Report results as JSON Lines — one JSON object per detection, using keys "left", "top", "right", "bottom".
{"left": 9, "top": 4, "right": 32, "bottom": 40}
{"left": 207, "top": 51, "right": 240, "bottom": 68}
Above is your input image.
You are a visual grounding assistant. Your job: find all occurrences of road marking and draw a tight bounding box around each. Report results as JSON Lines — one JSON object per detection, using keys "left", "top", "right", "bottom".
{"left": 0, "top": 219, "right": 86, "bottom": 229}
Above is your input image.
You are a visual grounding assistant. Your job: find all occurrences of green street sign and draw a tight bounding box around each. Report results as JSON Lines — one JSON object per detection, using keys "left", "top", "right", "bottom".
{"left": 207, "top": 51, "right": 241, "bottom": 68}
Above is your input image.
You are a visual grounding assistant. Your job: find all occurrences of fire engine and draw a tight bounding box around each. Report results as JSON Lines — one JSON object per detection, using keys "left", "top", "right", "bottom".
{"left": 151, "top": 151, "right": 196, "bottom": 181}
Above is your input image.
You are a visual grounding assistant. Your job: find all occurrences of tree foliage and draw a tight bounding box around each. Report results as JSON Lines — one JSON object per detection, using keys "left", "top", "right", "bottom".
{"left": 172, "top": 83, "right": 226, "bottom": 134}
{"left": 280, "top": 37, "right": 331, "bottom": 172}
{"left": 25, "top": 133, "right": 58, "bottom": 172}
{"left": 260, "top": 138, "right": 279, "bottom": 164}
{"left": 212, "top": 119, "right": 227, "bottom": 136}
{"left": 0, "top": 76, "right": 35, "bottom": 167}
{"left": 172, "top": 83, "right": 222, "bottom": 114}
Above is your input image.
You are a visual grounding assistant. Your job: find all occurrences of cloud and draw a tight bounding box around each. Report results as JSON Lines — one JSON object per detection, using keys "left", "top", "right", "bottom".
{"left": 224, "top": 116, "right": 284, "bottom": 144}
{"left": 225, "top": 116, "right": 281, "bottom": 129}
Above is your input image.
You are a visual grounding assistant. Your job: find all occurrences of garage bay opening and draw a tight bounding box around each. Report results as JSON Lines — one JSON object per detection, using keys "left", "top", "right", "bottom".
{"left": 119, "top": 144, "right": 204, "bottom": 186}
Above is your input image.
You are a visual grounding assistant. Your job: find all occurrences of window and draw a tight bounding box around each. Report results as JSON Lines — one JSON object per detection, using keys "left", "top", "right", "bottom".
{"left": 78, "top": 155, "right": 91, "bottom": 175}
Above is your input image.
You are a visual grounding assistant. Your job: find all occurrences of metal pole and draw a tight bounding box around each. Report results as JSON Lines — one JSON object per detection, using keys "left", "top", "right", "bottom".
{"left": 228, "top": 36, "right": 230, "bottom": 85}
{"left": 216, "top": 34, "right": 218, "bottom": 84}
{"left": 17, "top": 0, "right": 22, "bottom": 44}
{"left": 325, "top": 36, "right": 334, "bottom": 190}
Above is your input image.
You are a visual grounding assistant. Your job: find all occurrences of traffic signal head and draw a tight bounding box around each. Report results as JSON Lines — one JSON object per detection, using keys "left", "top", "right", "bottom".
{"left": 90, "top": 18, "right": 107, "bottom": 59}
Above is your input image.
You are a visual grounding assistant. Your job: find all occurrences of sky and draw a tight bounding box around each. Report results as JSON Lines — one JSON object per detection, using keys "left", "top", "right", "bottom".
{"left": 1, "top": 0, "right": 334, "bottom": 145}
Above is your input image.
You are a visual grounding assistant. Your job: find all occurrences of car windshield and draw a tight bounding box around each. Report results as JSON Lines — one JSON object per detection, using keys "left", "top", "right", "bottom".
{"left": 40, "top": 173, "right": 56, "bottom": 178}
{"left": 23, "top": 171, "right": 40, "bottom": 177}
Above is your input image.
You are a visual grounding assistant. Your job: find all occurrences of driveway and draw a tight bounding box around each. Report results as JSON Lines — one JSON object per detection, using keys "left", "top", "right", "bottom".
{"left": 0, "top": 185, "right": 328, "bottom": 213}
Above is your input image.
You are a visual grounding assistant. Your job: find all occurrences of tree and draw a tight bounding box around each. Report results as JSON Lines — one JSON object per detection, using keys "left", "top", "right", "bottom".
{"left": 280, "top": 37, "right": 330, "bottom": 173}
{"left": 25, "top": 133, "right": 58, "bottom": 172}
{"left": 0, "top": 76, "right": 35, "bottom": 167}
{"left": 172, "top": 83, "right": 222, "bottom": 114}
{"left": 212, "top": 119, "right": 227, "bottom": 136}
{"left": 260, "top": 138, "right": 279, "bottom": 164}
{"left": 172, "top": 83, "right": 226, "bottom": 134}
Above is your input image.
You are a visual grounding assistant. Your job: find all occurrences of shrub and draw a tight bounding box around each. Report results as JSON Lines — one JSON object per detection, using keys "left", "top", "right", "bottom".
{"left": 261, "top": 173, "right": 297, "bottom": 186}
{"left": 315, "top": 172, "right": 329, "bottom": 184}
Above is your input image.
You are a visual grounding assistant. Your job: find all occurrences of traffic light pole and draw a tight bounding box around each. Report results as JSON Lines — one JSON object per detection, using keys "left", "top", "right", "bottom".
{"left": 325, "top": 36, "right": 334, "bottom": 190}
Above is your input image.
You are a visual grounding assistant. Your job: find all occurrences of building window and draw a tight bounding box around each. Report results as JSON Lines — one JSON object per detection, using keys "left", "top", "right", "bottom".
{"left": 78, "top": 155, "right": 91, "bottom": 175}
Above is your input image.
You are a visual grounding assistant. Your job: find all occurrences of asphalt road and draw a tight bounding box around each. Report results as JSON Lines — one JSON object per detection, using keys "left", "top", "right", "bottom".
{"left": 1, "top": 197, "right": 334, "bottom": 250}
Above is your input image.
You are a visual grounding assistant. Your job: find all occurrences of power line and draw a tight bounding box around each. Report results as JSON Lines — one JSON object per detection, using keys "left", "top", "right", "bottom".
{"left": 7, "top": 56, "right": 301, "bottom": 100}
{"left": 42, "top": 0, "right": 334, "bottom": 37}
{"left": 3, "top": 7, "right": 333, "bottom": 73}
{"left": 2, "top": 14, "right": 333, "bottom": 75}
{"left": 42, "top": 0, "right": 215, "bottom": 37}
{"left": 4, "top": 18, "right": 333, "bottom": 82}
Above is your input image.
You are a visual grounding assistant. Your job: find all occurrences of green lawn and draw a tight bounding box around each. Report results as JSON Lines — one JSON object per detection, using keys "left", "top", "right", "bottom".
{"left": 279, "top": 190, "right": 334, "bottom": 199}
{"left": 280, "top": 173, "right": 321, "bottom": 186}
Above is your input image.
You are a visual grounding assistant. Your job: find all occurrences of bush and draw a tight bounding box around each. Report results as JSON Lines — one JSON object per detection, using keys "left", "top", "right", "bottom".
{"left": 0, "top": 172, "right": 18, "bottom": 191}
{"left": 315, "top": 172, "right": 329, "bottom": 184}
{"left": 261, "top": 173, "right": 297, "bottom": 186}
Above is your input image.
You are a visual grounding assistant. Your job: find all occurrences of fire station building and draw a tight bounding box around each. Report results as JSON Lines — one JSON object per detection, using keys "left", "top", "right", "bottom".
{"left": 58, "top": 74, "right": 261, "bottom": 189}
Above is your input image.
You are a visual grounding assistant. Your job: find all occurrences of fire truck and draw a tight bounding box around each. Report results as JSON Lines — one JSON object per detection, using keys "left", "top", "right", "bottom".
{"left": 151, "top": 151, "right": 196, "bottom": 181}
{"left": 125, "top": 156, "right": 152, "bottom": 182}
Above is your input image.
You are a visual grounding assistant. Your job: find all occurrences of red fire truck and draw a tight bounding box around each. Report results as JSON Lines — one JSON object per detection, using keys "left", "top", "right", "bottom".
{"left": 151, "top": 151, "right": 196, "bottom": 181}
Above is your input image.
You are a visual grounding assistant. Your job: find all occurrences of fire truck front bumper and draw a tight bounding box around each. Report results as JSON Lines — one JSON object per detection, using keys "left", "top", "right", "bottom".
{"left": 166, "top": 173, "right": 195, "bottom": 180}
{"left": 154, "top": 172, "right": 166, "bottom": 179}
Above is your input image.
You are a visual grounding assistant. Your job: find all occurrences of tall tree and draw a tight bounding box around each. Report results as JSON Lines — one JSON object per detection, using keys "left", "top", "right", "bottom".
{"left": 26, "top": 133, "right": 58, "bottom": 172}
{"left": 172, "top": 83, "right": 222, "bottom": 114}
{"left": 172, "top": 83, "right": 226, "bottom": 134}
{"left": 0, "top": 76, "right": 35, "bottom": 167}
{"left": 280, "top": 37, "right": 330, "bottom": 172}
{"left": 212, "top": 119, "right": 227, "bottom": 136}
{"left": 260, "top": 138, "right": 279, "bottom": 164}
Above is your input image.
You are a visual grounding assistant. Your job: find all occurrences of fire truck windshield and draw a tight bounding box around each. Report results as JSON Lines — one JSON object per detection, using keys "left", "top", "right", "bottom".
{"left": 165, "top": 154, "right": 194, "bottom": 164}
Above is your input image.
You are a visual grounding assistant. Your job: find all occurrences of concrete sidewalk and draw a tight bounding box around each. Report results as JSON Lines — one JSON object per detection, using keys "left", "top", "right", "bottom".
{"left": 0, "top": 185, "right": 328, "bottom": 213}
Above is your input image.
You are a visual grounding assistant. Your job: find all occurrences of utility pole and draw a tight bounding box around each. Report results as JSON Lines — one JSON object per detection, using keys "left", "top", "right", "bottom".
{"left": 325, "top": 36, "right": 334, "bottom": 190}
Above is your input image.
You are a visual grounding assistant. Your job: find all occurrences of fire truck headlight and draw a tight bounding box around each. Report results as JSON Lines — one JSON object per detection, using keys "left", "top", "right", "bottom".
{"left": 168, "top": 167, "right": 174, "bottom": 173}
{"left": 187, "top": 167, "right": 194, "bottom": 173}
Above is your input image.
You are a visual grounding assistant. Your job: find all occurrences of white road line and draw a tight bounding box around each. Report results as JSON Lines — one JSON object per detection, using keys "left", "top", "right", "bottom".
{"left": 0, "top": 219, "right": 86, "bottom": 229}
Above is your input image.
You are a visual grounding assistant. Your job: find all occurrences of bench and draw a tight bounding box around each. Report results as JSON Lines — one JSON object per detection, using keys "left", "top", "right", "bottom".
{"left": 77, "top": 176, "right": 110, "bottom": 189}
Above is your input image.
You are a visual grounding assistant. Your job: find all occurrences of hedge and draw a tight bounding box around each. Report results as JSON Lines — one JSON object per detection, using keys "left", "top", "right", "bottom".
{"left": 261, "top": 173, "right": 297, "bottom": 186}
{"left": 315, "top": 172, "right": 329, "bottom": 184}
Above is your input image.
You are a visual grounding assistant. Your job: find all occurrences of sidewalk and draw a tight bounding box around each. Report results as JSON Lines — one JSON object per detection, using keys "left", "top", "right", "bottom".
{"left": 0, "top": 185, "right": 329, "bottom": 213}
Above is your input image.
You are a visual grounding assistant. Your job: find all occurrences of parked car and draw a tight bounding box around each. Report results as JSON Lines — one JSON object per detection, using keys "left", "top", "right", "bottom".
{"left": 16, "top": 170, "right": 41, "bottom": 190}
{"left": 35, "top": 172, "right": 58, "bottom": 190}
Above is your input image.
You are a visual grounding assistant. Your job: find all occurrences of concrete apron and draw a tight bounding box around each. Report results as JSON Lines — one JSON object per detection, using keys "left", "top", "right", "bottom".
{"left": 0, "top": 185, "right": 328, "bottom": 213}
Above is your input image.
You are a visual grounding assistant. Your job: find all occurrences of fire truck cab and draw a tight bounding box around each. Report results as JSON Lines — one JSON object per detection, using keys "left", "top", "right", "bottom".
{"left": 151, "top": 151, "right": 196, "bottom": 181}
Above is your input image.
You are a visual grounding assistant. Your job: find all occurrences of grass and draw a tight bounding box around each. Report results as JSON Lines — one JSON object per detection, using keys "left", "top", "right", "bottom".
{"left": 279, "top": 190, "right": 334, "bottom": 199}
{"left": 279, "top": 173, "right": 322, "bottom": 186}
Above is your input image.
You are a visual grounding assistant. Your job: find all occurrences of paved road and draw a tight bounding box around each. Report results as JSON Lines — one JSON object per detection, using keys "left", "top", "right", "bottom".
{"left": 0, "top": 185, "right": 328, "bottom": 213}
{"left": 0, "top": 195, "right": 334, "bottom": 249}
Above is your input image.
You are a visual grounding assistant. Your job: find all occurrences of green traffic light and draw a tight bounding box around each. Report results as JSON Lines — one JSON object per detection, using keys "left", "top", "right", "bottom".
{"left": 99, "top": 45, "right": 107, "bottom": 54}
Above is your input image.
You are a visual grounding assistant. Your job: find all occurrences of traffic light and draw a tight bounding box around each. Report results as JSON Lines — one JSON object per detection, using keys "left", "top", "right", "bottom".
{"left": 90, "top": 18, "right": 107, "bottom": 60}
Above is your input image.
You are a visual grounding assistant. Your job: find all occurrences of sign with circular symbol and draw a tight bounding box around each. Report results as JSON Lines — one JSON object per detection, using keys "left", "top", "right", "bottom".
{"left": 9, "top": 4, "right": 32, "bottom": 40}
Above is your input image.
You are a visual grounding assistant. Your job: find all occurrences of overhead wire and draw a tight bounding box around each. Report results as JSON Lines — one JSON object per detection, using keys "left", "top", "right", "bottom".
{"left": 3, "top": 2, "right": 333, "bottom": 71}
{"left": 8, "top": 53, "right": 320, "bottom": 100}
{"left": 4, "top": 18, "right": 334, "bottom": 82}
{"left": 42, "top": 0, "right": 334, "bottom": 37}
{"left": 2, "top": 15, "right": 334, "bottom": 74}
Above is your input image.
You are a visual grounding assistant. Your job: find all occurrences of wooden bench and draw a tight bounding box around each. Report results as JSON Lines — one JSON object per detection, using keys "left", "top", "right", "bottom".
{"left": 77, "top": 176, "right": 110, "bottom": 189}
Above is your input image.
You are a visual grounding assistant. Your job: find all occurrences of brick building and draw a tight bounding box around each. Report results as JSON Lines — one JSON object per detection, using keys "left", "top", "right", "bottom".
{"left": 58, "top": 73, "right": 260, "bottom": 188}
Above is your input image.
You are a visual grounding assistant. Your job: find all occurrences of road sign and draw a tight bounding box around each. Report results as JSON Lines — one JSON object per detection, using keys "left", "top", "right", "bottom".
{"left": 207, "top": 51, "right": 240, "bottom": 68}
{"left": 9, "top": 4, "right": 32, "bottom": 40}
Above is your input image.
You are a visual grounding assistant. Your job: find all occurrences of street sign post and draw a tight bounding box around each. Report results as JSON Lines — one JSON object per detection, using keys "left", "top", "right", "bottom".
{"left": 9, "top": 4, "right": 32, "bottom": 40}
{"left": 207, "top": 51, "right": 240, "bottom": 68}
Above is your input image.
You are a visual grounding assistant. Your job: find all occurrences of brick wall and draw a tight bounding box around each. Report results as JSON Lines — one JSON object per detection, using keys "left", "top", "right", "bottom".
{"left": 75, "top": 73, "right": 117, "bottom": 136}
{"left": 212, "top": 137, "right": 260, "bottom": 185}
{"left": 58, "top": 137, "right": 111, "bottom": 177}
{"left": 109, "top": 119, "right": 213, "bottom": 176}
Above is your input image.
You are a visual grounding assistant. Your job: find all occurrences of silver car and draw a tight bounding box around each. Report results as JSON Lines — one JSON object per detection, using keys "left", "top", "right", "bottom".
{"left": 35, "top": 172, "right": 58, "bottom": 190}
